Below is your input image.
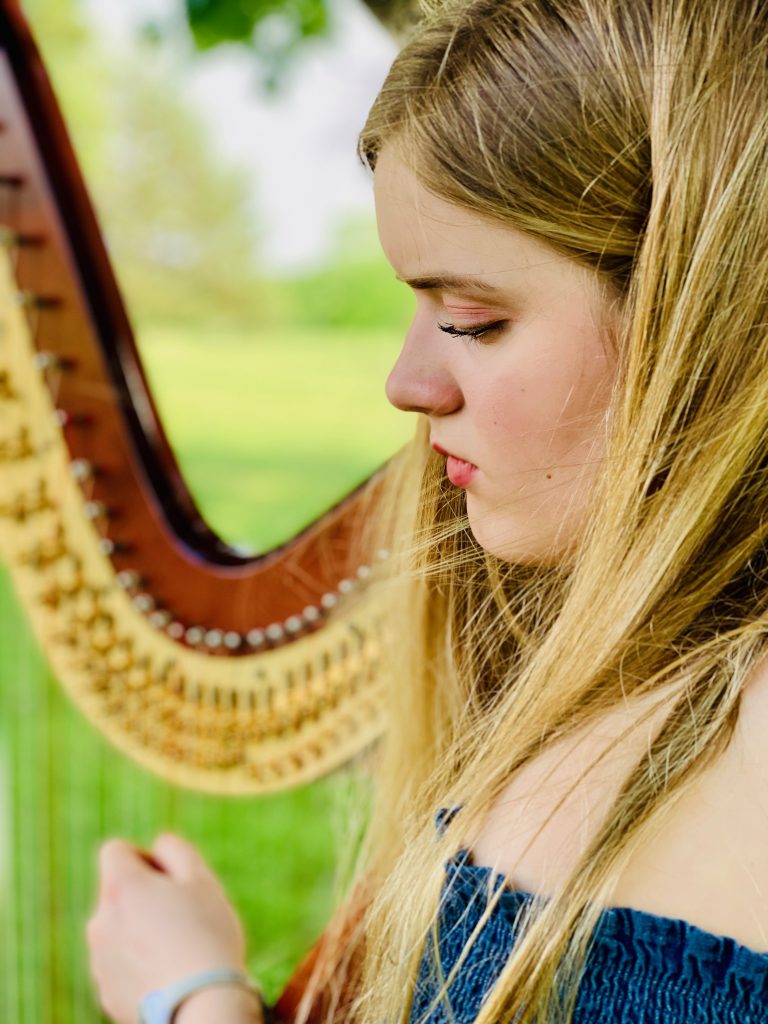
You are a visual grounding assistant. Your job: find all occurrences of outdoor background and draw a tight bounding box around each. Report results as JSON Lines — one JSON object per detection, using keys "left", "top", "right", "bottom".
{"left": 0, "top": 0, "right": 414, "bottom": 1017}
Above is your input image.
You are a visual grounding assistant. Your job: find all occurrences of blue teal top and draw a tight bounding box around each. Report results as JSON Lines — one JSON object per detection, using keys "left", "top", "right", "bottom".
{"left": 408, "top": 809, "right": 768, "bottom": 1023}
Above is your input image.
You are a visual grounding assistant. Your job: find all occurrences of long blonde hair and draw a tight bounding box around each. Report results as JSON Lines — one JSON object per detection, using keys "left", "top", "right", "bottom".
{"left": 318, "top": 2, "right": 768, "bottom": 1022}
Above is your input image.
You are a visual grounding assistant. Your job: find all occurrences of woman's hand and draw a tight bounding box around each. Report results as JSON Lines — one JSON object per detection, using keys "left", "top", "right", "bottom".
{"left": 86, "top": 832, "right": 251, "bottom": 1024}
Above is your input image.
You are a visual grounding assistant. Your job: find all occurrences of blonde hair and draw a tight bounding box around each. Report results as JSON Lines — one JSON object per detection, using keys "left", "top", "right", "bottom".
{"left": 310, "top": 2, "right": 768, "bottom": 1023}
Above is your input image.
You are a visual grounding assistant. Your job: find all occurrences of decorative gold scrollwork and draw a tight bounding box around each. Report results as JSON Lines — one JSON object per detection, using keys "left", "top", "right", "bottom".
{"left": 0, "top": 246, "right": 389, "bottom": 794}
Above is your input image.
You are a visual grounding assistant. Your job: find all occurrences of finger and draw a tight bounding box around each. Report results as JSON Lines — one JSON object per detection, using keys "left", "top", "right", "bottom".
{"left": 97, "top": 837, "right": 153, "bottom": 901}
{"left": 151, "top": 832, "right": 213, "bottom": 882}
{"left": 136, "top": 849, "right": 166, "bottom": 872}
{"left": 84, "top": 912, "right": 100, "bottom": 948}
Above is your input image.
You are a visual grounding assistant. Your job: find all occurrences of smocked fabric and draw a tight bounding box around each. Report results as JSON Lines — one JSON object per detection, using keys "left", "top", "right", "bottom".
{"left": 407, "top": 809, "right": 768, "bottom": 1023}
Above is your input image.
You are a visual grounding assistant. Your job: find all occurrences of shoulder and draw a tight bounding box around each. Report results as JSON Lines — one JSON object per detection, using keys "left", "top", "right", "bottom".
{"left": 473, "top": 672, "right": 768, "bottom": 891}
{"left": 472, "top": 674, "right": 768, "bottom": 951}
{"left": 472, "top": 687, "right": 674, "bottom": 889}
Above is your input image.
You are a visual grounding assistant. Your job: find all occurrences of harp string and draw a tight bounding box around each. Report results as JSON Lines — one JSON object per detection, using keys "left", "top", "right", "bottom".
{"left": 0, "top": 6, "right": 395, "bottom": 1003}
{"left": 0, "top": 235, "right": 388, "bottom": 794}
{"left": 0, "top": 572, "right": 353, "bottom": 1020}
{"left": 0, "top": 233, "right": 388, "bottom": 1016}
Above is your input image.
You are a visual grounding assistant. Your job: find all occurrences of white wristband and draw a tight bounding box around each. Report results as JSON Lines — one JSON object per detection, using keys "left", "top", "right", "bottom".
{"left": 138, "top": 966, "right": 264, "bottom": 1024}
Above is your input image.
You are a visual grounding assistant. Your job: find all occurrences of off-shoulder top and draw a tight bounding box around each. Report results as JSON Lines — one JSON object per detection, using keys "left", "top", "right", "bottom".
{"left": 407, "top": 808, "right": 768, "bottom": 1023}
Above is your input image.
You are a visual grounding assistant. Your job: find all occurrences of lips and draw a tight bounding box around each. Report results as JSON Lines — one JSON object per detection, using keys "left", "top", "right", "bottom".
{"left": 431, "top": 441, "right": 471, "bottom": 462}
{"left": 431, "top": 442, "right": 478, "bottom": 488}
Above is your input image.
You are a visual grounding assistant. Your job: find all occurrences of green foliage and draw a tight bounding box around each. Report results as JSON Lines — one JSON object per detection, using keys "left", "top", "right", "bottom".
{"left": 184, "top": 0, "right": 330, "bottom": 90}
{"left": 2, "top": 10, "right": 408, "bottom": 1021}
{"left": 22, "top": 0, "right": 411, "bottom": 331}
{"left": 186, "top": 0, "right": 328, "bottom": 48}
{"left": 99, "top": 61, "right": 269, "bottom": 328}
{"left": 180, "top": 0, "right": 414, "bottom": 76}
{"left": 21, "top": 0, "right": 112, "bottom": 181}
{"left": 271, "top": 217, "right": 413, "bottom": 330}
{"left": 138, "top": 322, "right": 412, "bottom": 552}
{"left": 0, "top": 564, "right": 349, "bottom": 1017}
{"left": 275, "top": 260, "right": 412, "bottom": 329}
{"left": 23, "top": 0, "right": 268, "bottom": 329}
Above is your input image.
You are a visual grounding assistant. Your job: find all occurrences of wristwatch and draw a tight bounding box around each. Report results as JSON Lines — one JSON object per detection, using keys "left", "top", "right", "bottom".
{"left": 138, "top": 966, "right": 265, "bottom": 1024}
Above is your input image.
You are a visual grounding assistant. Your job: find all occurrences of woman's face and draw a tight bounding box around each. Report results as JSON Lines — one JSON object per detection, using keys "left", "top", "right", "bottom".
{"left": 374, "top": 148, "right": 620, "bottom": 565}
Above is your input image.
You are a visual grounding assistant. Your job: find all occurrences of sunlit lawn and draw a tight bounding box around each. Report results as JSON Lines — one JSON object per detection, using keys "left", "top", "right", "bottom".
{"left": 1, "top": 324, "right": 411, "bottom": 1019}
{"left": 137, "top": 322, "right": 413, "bottom": 551}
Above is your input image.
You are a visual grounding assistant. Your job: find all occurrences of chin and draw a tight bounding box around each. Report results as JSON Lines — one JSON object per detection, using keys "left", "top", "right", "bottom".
{"left": 465, "top": 502, "right": 558, "bottom": 566}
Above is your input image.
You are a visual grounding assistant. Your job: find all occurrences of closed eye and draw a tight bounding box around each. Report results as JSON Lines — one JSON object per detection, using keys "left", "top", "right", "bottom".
{"left": 437, "top": 319, "right": 506, "bottom": 341}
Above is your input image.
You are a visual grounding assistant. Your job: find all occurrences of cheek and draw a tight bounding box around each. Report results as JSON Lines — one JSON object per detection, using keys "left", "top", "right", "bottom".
{"left": 478, "top": 327, "right": 615, "bottom": 467}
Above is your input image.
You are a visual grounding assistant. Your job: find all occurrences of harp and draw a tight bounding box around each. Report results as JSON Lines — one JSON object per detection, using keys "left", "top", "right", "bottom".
{"left": 0, "top": 2, "right": 394, "bottom": 1018}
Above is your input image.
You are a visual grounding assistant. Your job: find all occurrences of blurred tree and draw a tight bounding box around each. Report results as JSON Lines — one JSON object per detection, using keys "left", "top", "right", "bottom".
{"left": 20, "top": 0, "right": 111, "bottom": 180}
{"left": 22, "top": 0, "right": 269, "bottom": 328}
{"left": 180, "top": 0, "right": 415, "bottom": 89}
{"left": 274, "top": 215, "right": 412, "bottom": 329}
{"left": 20, "top": 0, "right": 413, "bottom": 332}
{"left": 99, "top": 65, "right": 268, "bottom": 327}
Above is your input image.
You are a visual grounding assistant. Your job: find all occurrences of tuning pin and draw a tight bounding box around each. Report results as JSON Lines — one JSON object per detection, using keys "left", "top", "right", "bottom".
{"left": 116, "top": 569, "right": 141, "bottom": 590}
{"left": 223, "top": 631, "right": 242, "bottom": 650}
{"left": 33, "top": 350, "right": 63, "bottom": 370}
{"left": 20, "top": 294, "right": 59, "bottom": 311}
{"left": 83, "top": 500, "right": 108, "bottom": 520}
{"left": 204, "top": 629, "right": 224, "bottom": 649}
{"left": 133, "top": 593, "right": 155, "bottom": 613}
{"left": 70, "top": 458, "right": 94, "bottom": 482}
{"left": 166, "top": 621, "right": 185, "bottom": 641}
{"left": 246, "top": 628, "right": 266, "bottom": 649}
{"left": 265, "top": 622, "right": 285, "bottom": 643}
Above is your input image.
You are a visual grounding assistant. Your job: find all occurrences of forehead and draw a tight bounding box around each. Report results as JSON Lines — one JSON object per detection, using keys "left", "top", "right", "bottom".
{"left": 373, "top": 147, "right": 596, "bottom": 303}
{"left": 373, "top": 148, "right": 520, "bottom": 270}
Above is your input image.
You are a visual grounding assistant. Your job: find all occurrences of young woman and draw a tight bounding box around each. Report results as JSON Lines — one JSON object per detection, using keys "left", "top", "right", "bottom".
{"left": 86, "top": 0, "right": 768, "bottom": 1021}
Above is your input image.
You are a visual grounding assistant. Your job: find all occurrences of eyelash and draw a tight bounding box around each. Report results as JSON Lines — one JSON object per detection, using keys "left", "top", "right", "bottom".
{"left": 437, "top": 319, "right": 506, "bottom": 343}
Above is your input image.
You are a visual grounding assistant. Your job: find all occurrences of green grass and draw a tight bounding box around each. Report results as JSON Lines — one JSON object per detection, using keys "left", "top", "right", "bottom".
{"left": 0, "top": 324, "right": 406, "bottom": 1020}
{"left": 136, "top": 323, "right": 414, "bottom": 552}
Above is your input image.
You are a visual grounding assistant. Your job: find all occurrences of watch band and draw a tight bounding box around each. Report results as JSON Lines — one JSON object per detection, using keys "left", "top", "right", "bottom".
{"left": 138, "top": 966, "right": 265, "bottom": 1024}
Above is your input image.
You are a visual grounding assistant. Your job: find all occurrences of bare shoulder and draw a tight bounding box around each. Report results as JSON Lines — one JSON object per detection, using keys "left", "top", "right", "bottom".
{"left": 472, "top": 686, "right": 676, "bottom": 880}
{"left": 472, "top": 671, "right": 768, "bottom": 952}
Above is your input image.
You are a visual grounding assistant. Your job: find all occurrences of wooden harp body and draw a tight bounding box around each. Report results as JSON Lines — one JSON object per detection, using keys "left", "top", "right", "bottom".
{"left": 0, "top": 0, "right": 391, "bottom": 794}
{"left": 0, "top": 3, "right": 392, "bottom": 1019}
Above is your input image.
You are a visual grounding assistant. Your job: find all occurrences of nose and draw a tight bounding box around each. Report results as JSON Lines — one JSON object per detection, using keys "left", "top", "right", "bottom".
{"left": 385, "top": 323, "right": 463, "bottom": 416}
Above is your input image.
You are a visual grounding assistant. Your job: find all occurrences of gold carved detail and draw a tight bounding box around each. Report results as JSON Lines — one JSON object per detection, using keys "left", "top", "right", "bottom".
{"left": 0, "top": 248, "right": 386, "bottom": 794}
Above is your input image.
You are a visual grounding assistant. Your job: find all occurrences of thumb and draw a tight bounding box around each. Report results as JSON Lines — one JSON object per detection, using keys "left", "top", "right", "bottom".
{"left": 97, "top": 837, "right": 154, "bottom": 903}
{"left": 151, "top": 833, "right": 214, "bottom": 882}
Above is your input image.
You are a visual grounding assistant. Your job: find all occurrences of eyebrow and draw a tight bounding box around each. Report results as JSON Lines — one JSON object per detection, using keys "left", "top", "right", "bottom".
{"left": 396, "top": 273, "right": 510, "bottom": 299}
